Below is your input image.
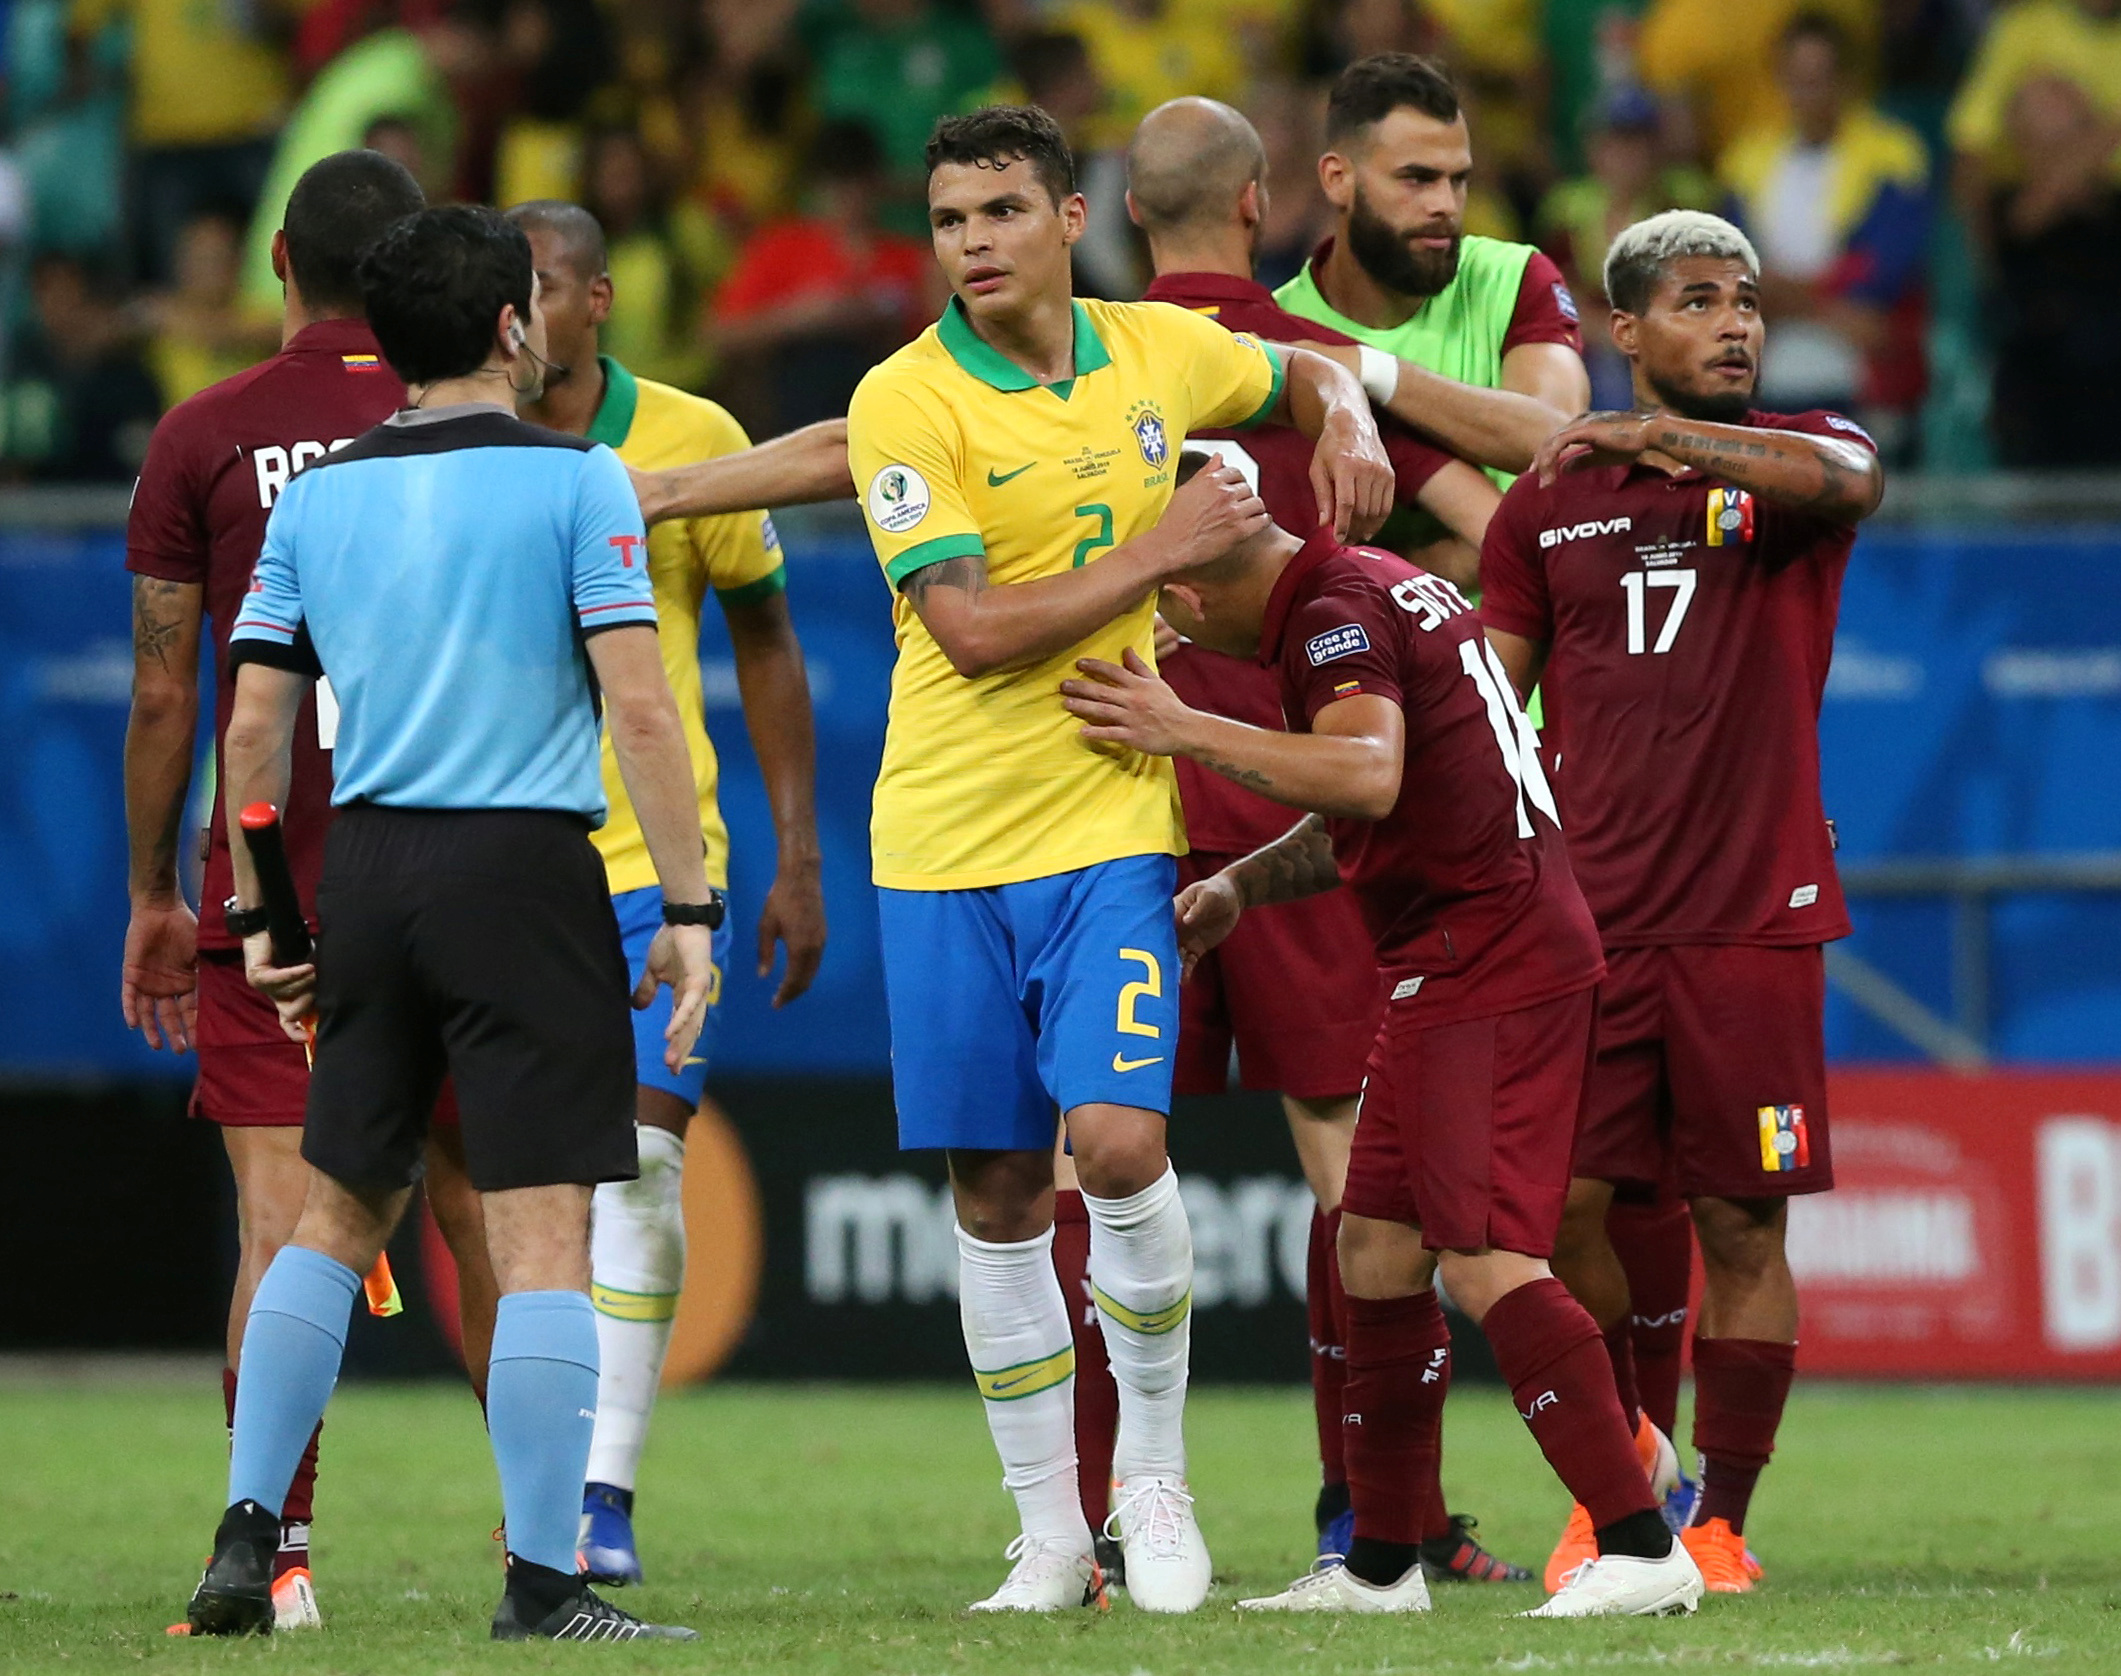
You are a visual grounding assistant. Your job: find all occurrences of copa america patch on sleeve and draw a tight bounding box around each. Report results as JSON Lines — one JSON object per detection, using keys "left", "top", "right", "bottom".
{"left": 1306, "top": 624, "right": 1371, "bottom": 665}
{"left": 866, "top": 465, "right": 931, "bottom": 534}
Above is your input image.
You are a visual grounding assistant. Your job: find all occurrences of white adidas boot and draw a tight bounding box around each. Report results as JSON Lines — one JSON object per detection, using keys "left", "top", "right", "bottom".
{"left": 1237, "top": 1557, "right": 1432, "bottom": 1613}
{"left": 968, "top": 1536, "right": 1108, "bottom": 1613}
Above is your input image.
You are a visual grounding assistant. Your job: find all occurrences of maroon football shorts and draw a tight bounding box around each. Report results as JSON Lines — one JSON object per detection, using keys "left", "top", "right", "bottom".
{"left": 1340, "top": 979, "right": 1598, "bottom": 1257}
{"left": 1573, "top": 943, "right": 1832, "bottom": 1200}
{"left": 1173, "top": 850, "right": 1378, "bottom": 1102}
{"left": 191, "top": 951, "right": 459, "bottom": 1129}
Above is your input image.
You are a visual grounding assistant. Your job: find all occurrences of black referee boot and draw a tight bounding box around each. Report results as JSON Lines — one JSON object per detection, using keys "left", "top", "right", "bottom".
{"left": 491, "top": 1556, "right": 700, "bottom": 1642}
{"left": 185, "top": 1500, "right": 278, "bottom": 1635}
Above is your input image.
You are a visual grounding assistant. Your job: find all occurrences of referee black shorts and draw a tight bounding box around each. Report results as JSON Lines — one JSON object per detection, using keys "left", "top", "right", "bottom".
{"left": 302, "top": 804, "right": 639, "bottom": 1194}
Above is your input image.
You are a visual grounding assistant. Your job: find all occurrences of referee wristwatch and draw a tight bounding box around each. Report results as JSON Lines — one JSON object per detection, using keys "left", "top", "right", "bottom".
{"left": 224, "top": 896, "right": 271, "bottom": 939}
{"left": 662, "top": 890, "right": 726, "bottom": 930}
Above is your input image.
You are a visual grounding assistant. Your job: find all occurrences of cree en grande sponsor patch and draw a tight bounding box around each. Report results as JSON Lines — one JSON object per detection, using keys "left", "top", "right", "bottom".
{"left": 1306, "top": 624, "right": 1370, "bottom": 665}
{"left": 866, "top": 465, "right": 931, "bottom": 534}
{"left": 1759, "top": 1103, "right": 1812, "bottom": 1172}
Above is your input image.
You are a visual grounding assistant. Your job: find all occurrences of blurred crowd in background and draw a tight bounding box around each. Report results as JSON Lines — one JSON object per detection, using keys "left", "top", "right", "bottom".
{"left": 1, "top": 0, "right": 2118, "bottom": 483}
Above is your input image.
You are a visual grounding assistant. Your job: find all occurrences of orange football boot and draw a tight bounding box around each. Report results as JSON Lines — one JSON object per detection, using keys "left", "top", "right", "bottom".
{"left": 1681, "top": 1517, "right": 1754, "bottom": 1593}
{"left": 1542, "top": 1502, "right": 1596, "bottom": 1593}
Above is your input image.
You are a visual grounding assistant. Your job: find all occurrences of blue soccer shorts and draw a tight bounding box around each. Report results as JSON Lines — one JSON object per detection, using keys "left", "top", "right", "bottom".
{"left": 613, "top": 883, "right": 731, "bottom": 1105}
{"left": 879, "top": 853, "right": 1181, "bottom": 1152}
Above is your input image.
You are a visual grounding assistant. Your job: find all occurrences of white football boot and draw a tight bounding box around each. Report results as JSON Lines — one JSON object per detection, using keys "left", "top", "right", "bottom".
{"left": 1521, "top": 1541, "right": 1703, "bottom": 1618}
{"left": 968, "top": 1536, "right": 1108, "bottom": 1613}
{"left": 1237, "top": 1557, "right": 1433, "bottom": 1613}
{"left": 1106, "top": 1476, "right": 1211, "bottom": 1613}
{"left": 270, "top": 1566, "right": 321, "bottom": 1630}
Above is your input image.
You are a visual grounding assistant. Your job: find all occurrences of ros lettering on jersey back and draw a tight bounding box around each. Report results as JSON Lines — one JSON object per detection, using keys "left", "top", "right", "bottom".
{"left": 254, "top": 437, "right": 355, "bottom": 507}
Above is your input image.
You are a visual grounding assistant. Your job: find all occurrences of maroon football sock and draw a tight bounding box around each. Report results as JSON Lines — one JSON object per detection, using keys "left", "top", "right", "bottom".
{"left": 1341, "top": 1291, "right": 1454, "bottom": 1547}
{"left": 1691, "top": 1336, "right": 1796, "bottom": 1535}
{"left": 1601, "top": 1316, "right": 1644, "bottom": 1435}
{"left": 1307, "top": 1207, "right": 1348, "bottom": 1490}
{"left": 1482, "top": 1277, "right": 1656, "bottom": 1531}
{"left": 1608, "top": 1194, "right": 1693, "bottom": 1439}
{"left": 1053, "top": 1189, "right": 1116, "bottom": 1530}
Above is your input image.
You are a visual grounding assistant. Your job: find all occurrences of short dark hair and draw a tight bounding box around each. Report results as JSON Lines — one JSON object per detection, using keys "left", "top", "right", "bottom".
{"left": 1325, "top": 53, "right": 1461, "bottom": 147}
{"left": 1780, "top": 8, "right": 1852, "bottom": 62}
{"left": 506, "top": 198, "right": 608, "bottom": 281}
{"left": 925, "top": 104, "right": 1075, "bottom": 204}
{"left": 282, "top": 149, "right": 426, "bottom": 315}
{"left": 358, "top": 205, "right": 532, "bottom": 385}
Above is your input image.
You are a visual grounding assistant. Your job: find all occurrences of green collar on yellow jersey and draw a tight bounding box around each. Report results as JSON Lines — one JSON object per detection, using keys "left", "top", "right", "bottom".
{"left": 937, "top": 297, "right": 1111, "bottom": 401}
{"left": 585, "top": 354, "right": 638, "bottom": 448}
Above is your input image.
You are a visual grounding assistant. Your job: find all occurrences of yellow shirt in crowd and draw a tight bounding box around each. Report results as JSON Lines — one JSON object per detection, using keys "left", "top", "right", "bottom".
{"left": 72, "top": 0, "right": 289, "bottom": 147}
{"left": 1948, "top": 0, "right": 2121, "bottom": 181}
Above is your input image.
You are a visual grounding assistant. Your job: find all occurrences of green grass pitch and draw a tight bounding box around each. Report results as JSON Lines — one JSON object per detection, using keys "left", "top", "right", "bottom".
{"left": 3, "top": 1375, "right": 2116, "bottom": 1672}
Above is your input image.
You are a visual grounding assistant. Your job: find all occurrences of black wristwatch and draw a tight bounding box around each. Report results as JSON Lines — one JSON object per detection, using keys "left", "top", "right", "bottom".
{"left": 661, "top": 892, "right": 726, "bottom": 930}
{"left": 223, "top": 896, "right": 271, "bottom": 939}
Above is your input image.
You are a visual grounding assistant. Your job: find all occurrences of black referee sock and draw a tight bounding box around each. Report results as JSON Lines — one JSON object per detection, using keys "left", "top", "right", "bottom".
{"left": 1345, "top": 1536, "right": 1421, "bottom": 1588}
{"left": 1594, "top": 1508, "right": 1674, "bottom": 1561}
{"left": 504, "top": 1555, "right": 583, "bottom": 1619}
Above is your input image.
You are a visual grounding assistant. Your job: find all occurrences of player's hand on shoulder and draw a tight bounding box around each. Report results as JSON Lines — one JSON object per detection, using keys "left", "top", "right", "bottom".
{"left": 1533, "top": 410, "right": 1655, "bottom": 485}
{"left": 1062, "top": 647, "right": 1194, "bottom": 757}
{"left": 1151, "top": 459, "right": 1268, "bottom": 574}
{"left": 1151, "top": 612, "right": 1184, "bottom": 662}
{"left": 641, "top": 922, "right": 717, "bottom": 1071}
{"left": 121, "top": 898, "right": 199, "bottom": 1052}
{"left": 1312, "top": 405, "right": 1396, "bottom": 542}
{"left": 240, "top": 931, "right": 317, "bottom": 1041}
{"left": 1175, "top": 873, "right": 1243, "bottom": 978}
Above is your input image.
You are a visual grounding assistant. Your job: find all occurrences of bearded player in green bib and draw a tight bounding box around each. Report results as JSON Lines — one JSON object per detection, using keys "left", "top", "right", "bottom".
{"left": 1275, "top": 53, "right": 1589, "bottom": 527}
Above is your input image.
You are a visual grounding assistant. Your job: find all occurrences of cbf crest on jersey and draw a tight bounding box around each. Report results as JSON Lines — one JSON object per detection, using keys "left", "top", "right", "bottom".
{"left": 1707, "top": 485, "right": 1755, "bottom": 546}
{"left": 1127, "top": 398, "right": 1169, "bottom": 470}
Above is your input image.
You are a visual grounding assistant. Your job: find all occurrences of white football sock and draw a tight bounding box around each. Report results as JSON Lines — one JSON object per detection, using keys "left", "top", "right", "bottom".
{"left": 585, "top": 1122, "right": 687, "bottom": 1492}
{"left": 957, "top": 1223, "right": 1093, "bottom": 1553}
{"left": 1084, "top": 1165, "right": 1194, "bottom": 1482}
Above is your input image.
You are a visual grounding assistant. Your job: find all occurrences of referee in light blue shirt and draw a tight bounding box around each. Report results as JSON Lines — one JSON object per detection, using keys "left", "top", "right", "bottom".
{"left": 185, "top": 205, "right": 714, "bottom": 1645}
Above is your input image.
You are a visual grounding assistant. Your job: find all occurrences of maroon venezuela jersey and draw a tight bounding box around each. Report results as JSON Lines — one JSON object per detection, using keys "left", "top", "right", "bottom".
{"left": 1476, "top": 409, "right": 1874, "bottom": 949}
{"left": 1262, "top": 530, "right": 1606, "bottom": 1025}
{"left": 1143, "top": 271, "right": 1458, "bottom": 854}
{"left": 125, "top": 320, "right": 407, "bottom": 951}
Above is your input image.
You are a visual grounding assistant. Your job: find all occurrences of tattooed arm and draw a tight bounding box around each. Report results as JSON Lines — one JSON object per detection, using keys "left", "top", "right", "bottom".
{"left": 1062, "top": 651, "right": 1404, "bottom": 821}
{"left": 121, "top": 575, "right": 204, "bottom": 1049}
{"left": 1530, "top": 410, "right": 1883, "bottom": 523}
{"left": 1172, "top": 814, "right": 1341, "bottom": 978}
{"left": 902, "top": 461, "right": 1268, "bottom": 679}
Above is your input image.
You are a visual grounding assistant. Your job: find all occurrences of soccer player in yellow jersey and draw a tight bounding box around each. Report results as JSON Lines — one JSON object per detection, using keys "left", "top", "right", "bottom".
{"left": 846, "top": 106, "right": 1393, "bottom": 1615}
{"left": 508, "top": 202, "right": 825, "bottom": 1588}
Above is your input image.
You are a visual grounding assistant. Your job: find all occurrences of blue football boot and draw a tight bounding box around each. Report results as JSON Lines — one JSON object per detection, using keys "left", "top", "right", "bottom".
{"left": 578, "top": 1483, "right": 643, "bottom": 1587}
{"left": 1661, "top": 1468, "right": 1701, "bottom": 1535}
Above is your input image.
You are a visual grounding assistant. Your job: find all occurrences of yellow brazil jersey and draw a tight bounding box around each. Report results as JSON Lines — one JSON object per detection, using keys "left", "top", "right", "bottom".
{"left": 586, "top": 358, "right": 786, "bottom": 894}
{"left": 847, "top": 297, "right": 1284, "bottom": 892}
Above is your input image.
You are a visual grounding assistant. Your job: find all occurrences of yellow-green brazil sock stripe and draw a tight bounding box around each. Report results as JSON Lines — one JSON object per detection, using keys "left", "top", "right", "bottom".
{"left": 1090, "top": 1284, "right": 1193, "bottom": 1336}
{"left": 590, "top": 1283, "right": 680, "bottom": 1323}
{"left": 972, "top": 1345, "right": 1076, "bottom": 1402}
